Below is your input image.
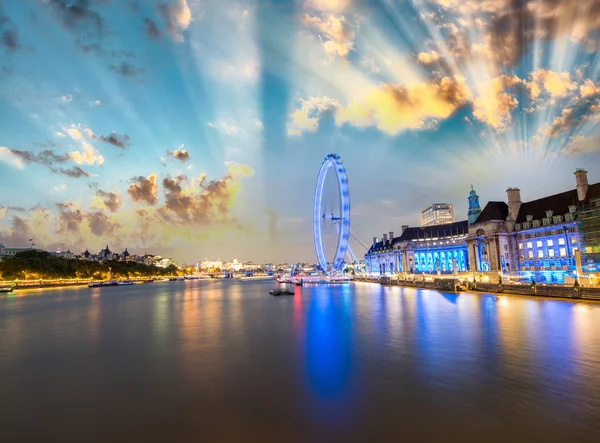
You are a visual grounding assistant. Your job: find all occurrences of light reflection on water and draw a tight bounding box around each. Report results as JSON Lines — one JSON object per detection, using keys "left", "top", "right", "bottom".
{"left": 1, "top": 281, "right": 600, "bottom": 442}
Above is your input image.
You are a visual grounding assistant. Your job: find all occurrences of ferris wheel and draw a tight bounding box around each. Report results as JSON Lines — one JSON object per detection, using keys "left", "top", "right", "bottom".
{"left": 313, "top": 154, "right": 350, "bottom": 273}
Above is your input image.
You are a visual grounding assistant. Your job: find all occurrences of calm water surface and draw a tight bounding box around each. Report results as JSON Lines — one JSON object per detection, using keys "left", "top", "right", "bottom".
{"left": 1, "top": 280, "right": 600, "bottom": 442}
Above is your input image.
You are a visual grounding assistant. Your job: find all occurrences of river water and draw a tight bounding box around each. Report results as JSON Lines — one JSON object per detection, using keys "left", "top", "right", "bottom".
{"left": 1, "top": 280, "right": 599, "bottom": 442}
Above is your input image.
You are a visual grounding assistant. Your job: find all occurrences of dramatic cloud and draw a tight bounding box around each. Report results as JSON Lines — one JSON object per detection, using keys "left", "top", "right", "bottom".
{"left": 57, "top": 202, "right": 84, "bottom": 235}
{"left": 159, "top": 162, "right": 254, "bottom": 225}
{"left": 5, "top": 148, "right": 71, "bottom": 168}
{"left": 159, "top": 0, "right": 192, "bottom": 42}
{"left": 472, "top": 75, "right": 522, "bottom": 130}
{"left": 70, "top": 142, "right": 104, "bottom": 165}
{"left": 302, "top": 13, "right": 354, "bottom": 58}
{"left": 143, "top": 17, "right": 161, "bottom": 40}
{"left": 307, "top": 0, "right": 351, "bottom": 12}
{"left": 165, "top": 147, "right": 190, "bottom": 162}
{"left": 110, "top": 62, "right": 144, "bottom": 78}
{"left": 86, "top": 211, "right": 120, "bottom": 237}
{"left": 59, "top": 166, "right": 92, "bottom": 178}
{"left": 95, "top": 190, "right": 122, "bottom": 213}
{"left": 418, "top": 50, "right": 441, "bottom": 65}
{"left": 288, "top": 96, "right": 340, "bottom": 136}
{"left": 128, "top": 174, "right": 159, "bottom": 205}
{"left": 335, "top": 76, "right": 471, "bottom": 135}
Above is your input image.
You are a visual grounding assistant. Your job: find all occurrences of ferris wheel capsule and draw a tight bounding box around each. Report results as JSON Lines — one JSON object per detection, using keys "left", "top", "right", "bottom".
{"left": 313, "top": 154, "right": 350, "bottom": 273}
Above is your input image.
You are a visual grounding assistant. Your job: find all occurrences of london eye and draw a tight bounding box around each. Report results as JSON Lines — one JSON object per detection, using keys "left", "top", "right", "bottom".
{"left": 313, "top": 154, "right": 351, "bottom": 273}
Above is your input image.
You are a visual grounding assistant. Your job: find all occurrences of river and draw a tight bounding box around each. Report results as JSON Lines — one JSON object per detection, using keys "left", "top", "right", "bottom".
{"left": 1, "top": 280, "right": 599, "bottom": 442}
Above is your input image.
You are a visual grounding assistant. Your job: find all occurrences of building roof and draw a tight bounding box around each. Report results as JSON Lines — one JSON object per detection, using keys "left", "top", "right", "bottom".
{"left": 367, "top": 220, "right": 468, "bottom": 254}
{"left": 474, "top": 201, "right": 509, "bottom": 224}
{"left": 515, "top": 182, "right": 600, "bottom": 223}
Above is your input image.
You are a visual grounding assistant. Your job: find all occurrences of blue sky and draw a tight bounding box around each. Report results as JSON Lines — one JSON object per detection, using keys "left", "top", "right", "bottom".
{"left": 1, "top": 0, "right": 599, "bottom": 264}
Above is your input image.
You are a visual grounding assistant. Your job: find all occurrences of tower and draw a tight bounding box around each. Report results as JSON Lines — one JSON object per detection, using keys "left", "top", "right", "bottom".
{"left": 468, "top": 185, "right": 482, "bottom": 225}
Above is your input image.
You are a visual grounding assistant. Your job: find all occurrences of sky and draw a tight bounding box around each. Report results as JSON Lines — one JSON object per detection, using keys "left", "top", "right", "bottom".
{"left": 0, "top": 0, "right": 599, "bottom": 265}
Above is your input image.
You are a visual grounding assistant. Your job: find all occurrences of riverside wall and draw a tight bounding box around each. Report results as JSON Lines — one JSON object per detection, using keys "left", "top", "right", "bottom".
{"left": 355, "top": 277, "right": 600, "bottom": 301}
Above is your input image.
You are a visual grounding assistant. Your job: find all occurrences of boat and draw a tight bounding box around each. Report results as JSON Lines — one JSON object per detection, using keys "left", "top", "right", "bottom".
{"left": 270, "top": 287, "right": 294, "bottom": 296}
{"left": 88, "top": 280, "right": 133, "bottom": 288}
{"left": 0, "top": 287, "right": 14, "bottom": 293}
{"left": 169, "top": 277, "right": 185, "bottom": 282}
{"left": 143, "top": 279, "right": 154, "bottom": 283}
{"left": 184, "top": 275, "right": 199, "bottom": 280}
{"left": 241, "top": 275, "right": 276, "bottom": 281}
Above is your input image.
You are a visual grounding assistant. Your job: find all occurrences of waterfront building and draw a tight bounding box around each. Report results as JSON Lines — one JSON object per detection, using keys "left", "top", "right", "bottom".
{"left": 0, "top": 245, "right": 43, "bottom": 261}
{"left": 467, "top": 169, "right": 599, "bottom": 282}
{"left": 467, "top": 186, "right": 482, "bottom": 225}
{"left": 420, "top": 203, "right": 454, "bottom": 227}
{"left": 365, "top": 223, "right": 470, "bottom": 276}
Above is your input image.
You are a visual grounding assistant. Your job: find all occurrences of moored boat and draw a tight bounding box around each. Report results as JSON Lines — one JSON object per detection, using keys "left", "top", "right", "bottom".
{"left": 0, "top": 287, "right": 14, "bottom": 293}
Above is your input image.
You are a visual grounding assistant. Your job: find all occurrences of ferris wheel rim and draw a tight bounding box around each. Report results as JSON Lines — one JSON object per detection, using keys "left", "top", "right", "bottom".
{"left": 313, "top": 154, "right": 350, "bottom": 272}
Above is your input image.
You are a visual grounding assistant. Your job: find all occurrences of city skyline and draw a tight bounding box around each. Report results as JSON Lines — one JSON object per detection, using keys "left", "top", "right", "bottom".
{"left": 1, "top": 0, "right": 600, "bottom": 264}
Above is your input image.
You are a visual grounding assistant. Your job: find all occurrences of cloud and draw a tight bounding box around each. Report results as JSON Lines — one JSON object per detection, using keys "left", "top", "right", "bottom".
{"left": 110, "top": 62, "right": 144, "bottom": 78}
{"left": 128, "top": 174, "right": 159, "bottom": 205}
{"left": 159, "top": 162, "right": 254, "bottom": 225}
{"left": 93, "top": 132, "right": 131, "bottom": 148}
{"left": 306, "top": 0, "right": 351, "bottom": 13}
{"left": 0, "top": 13, "right": 20, "bottom": 51}
{"left": 52, "top": 184, "right": 67, "bottom": 193}
{"left": 287, "top": 96, "right": 339, "bottom": 136}
{"left": 335, "top": 76, "right": 471, "bottom": 135}
{"left": 0, "top": 147, "right": 25, "bottom": 168}
{"left": 58, "top": 166, "right": 91, "bottom": 178}
{"left": 302, "top": 13, "right": 354, "bottom": 58}
{"left": 417, "top": 50, "right": 441, "bottom": 64}
{"left": 159, "top": 0, "right": 192, "bottom": 42}
{"left": 7, "top": 148, "right": 71, "bottom": 168}
{"left": 57, "top": 202, "right": 84, "bottom": 235}
{"left": 95, "top": 190, "right": 122, "bottom": 213}
{"left": 526, "top": 70, "right": 577, "bottom": 100}
{"left": 61, "top": 94, "right": 73, "bottom": 103}
{"left": 70, "top": 141, "right": 104, "bottom": 165}
{"left": 85, "top": 211, "right": 120, "bottom": 237}
{"left": 472, "top": 75, "right": 522, "bottom": 130}
{"left": 165, "top": 146, "right": 190, "bottom": 162}
{"left": 143, "top": 17, "right": 162, "bottom": 40}
{"left": 90, "top": 99, "right": 102, "bottom": 107}
{"left": 208, "top": 120, "right": 243, "bottom": 136}
{"left": 47, "top": 0, "right": 105, "bottom": 51}
{"left": 561, "top": 135, "right": 600, "bottom": 156}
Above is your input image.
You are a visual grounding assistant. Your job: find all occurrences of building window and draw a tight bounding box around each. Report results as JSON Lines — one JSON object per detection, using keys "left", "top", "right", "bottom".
{"left": 538, "top": 250, "right": 544, "bottom": 258}
{"left": 571, "top": 237, "right": 577, "bottom": 244}
{"left": 558, "top": 238, "right": 565, "bottom": 245}
{"left": 528, "top": 251, "right": 534, "bottom": 259}
{"left": 547, "top": 239, "right": 553, "bottom": 247}
{"left": 549, "top": 249, "right": 555, "bottom": 257}
{"left": 527, "top": 242, "right": 533, "bottom": 248}
{"left": 536, "top": 240, "right": 542, "bottom": 248}
{"left": 559, "top": 248, "right": 567, "bottom": 257}
{"left": 519, "top": 243, "right": 523, "bottom": 250}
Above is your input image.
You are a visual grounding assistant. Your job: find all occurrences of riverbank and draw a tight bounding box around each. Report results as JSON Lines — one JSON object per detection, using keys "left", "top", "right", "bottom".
{"left": 0, "top": 277, "right": 182, "bottom": 291}
{"left": 355, "top": 276, "right": 600, "bottom": 301}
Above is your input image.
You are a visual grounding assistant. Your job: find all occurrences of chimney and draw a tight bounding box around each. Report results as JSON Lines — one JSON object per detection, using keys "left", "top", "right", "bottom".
{"left": 372, "top": 236, "right": 377, "bottom": 246}
{"left": 383, "top": 233, "right": 388, "bottom": 243}
{"left": 389, "top": 231, "right": 394, "bottom": 241}
{"left": 575, "top": 169, "right": 589, "bottom": 201}
{"left": 506, "top": 187, "right": 522, "bottom": 221}
{"left": 401, "top": 225, "right": 409, "bottom": 233}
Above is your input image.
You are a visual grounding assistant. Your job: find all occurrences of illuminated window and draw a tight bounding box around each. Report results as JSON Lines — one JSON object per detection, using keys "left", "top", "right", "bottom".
{"left": 548, "top": 250, "right": 555, "bottom": 257}
{"left": 518, "top": 243, "right": 523, "bottom": 249}
{"left": 571, "top": 237, "right": 577, "bottom": 244}
{"left": 528, "top": 251, "right": 534, "bottom": 259}
{"left": 547, "top": 239, "right": 553, "bottom": 246}
{"left": 559, "top": 248, "right": 567, "bottom": 257}
{"left": 538, "top": 250, "right": 544, "bottom": 258}
{"left": 527, "top": 242, "right": 533, "bottom": 248}
{"left": 536, "top": 240, "right": 542, "bottom": 247}
{"left": 558, "top": 238, "right": 565, "bottom": 245}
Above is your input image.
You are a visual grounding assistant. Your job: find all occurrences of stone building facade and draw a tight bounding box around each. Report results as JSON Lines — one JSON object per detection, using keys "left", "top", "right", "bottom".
{"left": 366, "top": 169, "right": 599, "bottom": 282}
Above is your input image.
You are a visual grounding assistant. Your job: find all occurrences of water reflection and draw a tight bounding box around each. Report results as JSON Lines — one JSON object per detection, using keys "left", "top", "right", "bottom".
{"left": 1, "top": 282, "right": 600, "bottom": 442}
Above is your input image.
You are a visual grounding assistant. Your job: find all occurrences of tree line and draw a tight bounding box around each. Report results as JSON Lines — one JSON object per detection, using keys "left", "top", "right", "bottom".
{"left": 0, "top": 250, "right": 179, "bottom": 281}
